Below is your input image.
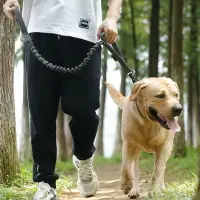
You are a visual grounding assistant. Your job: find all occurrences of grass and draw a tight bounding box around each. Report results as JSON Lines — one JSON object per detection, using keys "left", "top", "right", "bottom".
{"left": 140, "top": 148, "right": 198, "bottom": 200}
{"left": 0, "top": 160, "right": 74, "bottom": 200}
{"left": 94, "top": 153, "right": 122, "bottom": 165}
{"left": 0, "top": 154, "right": 122, "bottom": 200}
{"left": 0, "top": 148, "right": 198, "bottom": 200}
{"left": 140, "top": 148, "right": 198, "bottom": 176}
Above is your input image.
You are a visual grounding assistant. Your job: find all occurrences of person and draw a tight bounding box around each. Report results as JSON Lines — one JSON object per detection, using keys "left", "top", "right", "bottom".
{"left": 3, "top": 0, "right": 123, "bottom": 199}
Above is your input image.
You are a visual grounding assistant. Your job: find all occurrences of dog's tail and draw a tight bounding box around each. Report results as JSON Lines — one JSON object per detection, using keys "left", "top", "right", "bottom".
{"left": 106, "top": 83, "right": 125, "bottom": 110}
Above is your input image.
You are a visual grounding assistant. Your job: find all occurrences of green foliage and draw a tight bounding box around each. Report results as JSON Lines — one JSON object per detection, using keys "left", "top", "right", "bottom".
{"left": 0, "top": 160, "right": 75, "bottom": 200}
{"left": 55, "top": 159, "right": 74, "bottom": 174}
{"left": 0, "top": 166, "right": 36, "bottom": 200}
{"left": 143, "top": 178, "right": 197, "bottom": 200}
{"left": 140, "top": 148, "right": 198, "bottom": 200}
{"left": 118, "top": 0, "right": 151, "bottom": 78}
{"left": 0, "top": 148, "right": 198, "bottom": 199}
{"left": 94, "top": 153, "right": 122, "bottom": 166}
{"left": 101, "top": 0, "right": 200, "bottom": 82}
{"left": 140, "top": 148, "right": 198, "bottom": 178}
{"left": 0, "top": 154, "right": 122, "bottom": 200}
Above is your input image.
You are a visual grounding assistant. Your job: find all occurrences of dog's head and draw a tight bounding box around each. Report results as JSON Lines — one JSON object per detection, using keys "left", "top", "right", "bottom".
{"left": 130, "top": 77, "right": 182, "bottom": 132}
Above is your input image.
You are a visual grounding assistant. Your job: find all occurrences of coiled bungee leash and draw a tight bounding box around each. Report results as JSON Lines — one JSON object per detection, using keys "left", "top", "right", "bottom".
{"left": 12, "top": 7, "right": 137, "bottom": 84}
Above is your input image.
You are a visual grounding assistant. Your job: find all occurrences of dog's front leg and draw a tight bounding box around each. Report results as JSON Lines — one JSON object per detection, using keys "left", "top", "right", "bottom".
{"left": 121, "top": 141, "right": 141, "bottom": 198}
{"left": 121, "top": 141, "right": 133, "bottom": 195}
{"left": 128, "top": 146, "right": 141, "bottom": 199}
{"left": 149, "top": 143, "right": 172, "bottom": 197}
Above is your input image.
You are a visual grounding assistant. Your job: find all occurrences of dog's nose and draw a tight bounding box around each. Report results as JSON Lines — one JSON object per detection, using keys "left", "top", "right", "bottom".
{"left": 172, "top": 105, "right": 183, "bottom": 116}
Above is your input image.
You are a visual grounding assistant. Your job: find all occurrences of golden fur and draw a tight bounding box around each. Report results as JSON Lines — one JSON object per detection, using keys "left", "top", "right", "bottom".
{"left": 106, "top": 77, "right": 182, "bottom": 199}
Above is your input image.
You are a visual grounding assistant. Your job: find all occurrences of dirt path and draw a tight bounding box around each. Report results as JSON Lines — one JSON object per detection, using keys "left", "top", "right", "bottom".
{"left": 60, "top": 163, "right": 152, "bottom": 200}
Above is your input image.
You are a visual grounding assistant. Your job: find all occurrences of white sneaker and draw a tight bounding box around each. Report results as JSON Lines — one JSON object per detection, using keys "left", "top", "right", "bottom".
{"left": 33, "top": 182, "right": 57, "bottom": 200}
{"left": 73, "top": 155, "right": 99, "bottom": 197}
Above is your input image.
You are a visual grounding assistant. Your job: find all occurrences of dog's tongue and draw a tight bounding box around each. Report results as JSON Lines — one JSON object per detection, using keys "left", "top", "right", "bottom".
{"left": 166, "top": 118, "right": 181, "bottom": 133}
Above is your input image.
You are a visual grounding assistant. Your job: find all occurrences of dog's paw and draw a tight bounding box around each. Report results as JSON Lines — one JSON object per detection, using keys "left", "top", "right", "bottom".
{"left": 128, "top": 188, "right": 140, "bottom": 199}
{"left": 120, "top": 183, "right": 132, "bottom": 195}
{"left": 121, "top": 185, "right": 132, "bottom": 195}
{"left": 120, "top": 178, "right": 133, "bottom": 195}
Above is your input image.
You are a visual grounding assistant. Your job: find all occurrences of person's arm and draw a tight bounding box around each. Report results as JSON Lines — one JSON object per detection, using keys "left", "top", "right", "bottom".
{"left": 97, "top": 0, "right": 123, "bottom": 44}
{"left": 107, "top": 0, "right": 123, "bottom": 22}
{"left": 3, "top": 0, "right": 20, "bottom": 20}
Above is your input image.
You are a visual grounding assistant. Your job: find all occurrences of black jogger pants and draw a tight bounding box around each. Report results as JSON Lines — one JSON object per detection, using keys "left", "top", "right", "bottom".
{"left": 25, "top": 33, "right": 101, "bottom": 188}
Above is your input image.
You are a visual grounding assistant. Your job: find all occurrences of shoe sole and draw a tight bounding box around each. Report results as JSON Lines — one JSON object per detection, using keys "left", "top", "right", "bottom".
{"left": 84, "top": 195, "right": 94, "bottom": 198}
{"left": 78, "top": 182, "right": 99, "bottom": 198}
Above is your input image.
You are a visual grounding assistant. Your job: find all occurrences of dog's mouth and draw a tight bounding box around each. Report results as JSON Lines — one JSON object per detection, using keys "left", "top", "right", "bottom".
{"left": 148, "top": 107, "right": 181, "bottom": 132}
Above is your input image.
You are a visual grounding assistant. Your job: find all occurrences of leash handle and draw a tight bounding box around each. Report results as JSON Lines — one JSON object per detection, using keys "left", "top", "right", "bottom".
{"left": 100, "top": 32, "right": 137, "bottom": 83}
{"left": 100, "top": 32, "right": 122, "bottom": 58}
{"left": 12, "top": 7, "right": 33, "bottom": 43}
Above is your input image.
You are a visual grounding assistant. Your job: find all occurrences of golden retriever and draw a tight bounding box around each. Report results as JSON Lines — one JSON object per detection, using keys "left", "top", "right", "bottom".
{"left": 106, "top": 77, "right": 182, "bottom": 199}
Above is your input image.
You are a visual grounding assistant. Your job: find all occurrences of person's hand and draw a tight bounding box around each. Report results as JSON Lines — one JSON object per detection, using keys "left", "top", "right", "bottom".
{"left": 3, "top": 0, "right": 20, "bottom": 20}
{"left": 97, "top": 17, "right": 118, "bottom": 44}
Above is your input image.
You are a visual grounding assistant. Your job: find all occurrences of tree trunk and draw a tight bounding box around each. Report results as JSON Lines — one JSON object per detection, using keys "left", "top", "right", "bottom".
{"left": 171, "top": 0, "right": 186, "bottom": 157}
{"left": 96, "top": 48, "right": 108, "bottom": 156}
{"left": 113, "top": 67, "right": 126, "bottom": 154}
{"left": 168, "top": 0, "right": 172, "bottom": 77}
{"left": 187, "top": 0, "right": 198, "bottom": 147}
{"left": 187, "top": 30, "right": 194, "bottom": 146}
{"left": 19, "top": 44, "right": 31, "bottom": 161}
{"left": 148, "top": 0, "right": 160, "bottom": 77}
{"left": 129, "top": 0, "right": 139, "bottom": 78}
{"left": 196, "top": 75, "right": 200, "bottom": 147}
{"left": 0, "top": 2, "right": 19, "bottom": 183}
{"left": 57, "top": 102, "right": 68, "bottom": 161}
{"left": 189, "top": 2, "right": 199, "bottom": 198}
{"left": 190, "top": 0, "right": 199, "bottom": 148}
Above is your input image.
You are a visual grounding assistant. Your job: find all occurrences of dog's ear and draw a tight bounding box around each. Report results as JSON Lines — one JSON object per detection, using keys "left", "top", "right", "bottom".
{"left": 130, "top": 81, "right": 148, "bottom": 101}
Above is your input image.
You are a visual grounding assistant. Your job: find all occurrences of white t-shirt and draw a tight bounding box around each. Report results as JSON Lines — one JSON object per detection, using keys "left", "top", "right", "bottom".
{"left": 22, "top": 0, "right": 102, "bottom": 43}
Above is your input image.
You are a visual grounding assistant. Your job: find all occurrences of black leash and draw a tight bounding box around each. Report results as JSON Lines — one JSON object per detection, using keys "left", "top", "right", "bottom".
{"left": 100, "top": 34, "right": 137, "bottom": 83}
{"left": 13, "top": 7, "right": 137, "bottom": 83}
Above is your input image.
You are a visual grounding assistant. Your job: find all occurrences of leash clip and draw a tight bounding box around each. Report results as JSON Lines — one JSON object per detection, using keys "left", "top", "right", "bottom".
{"left": 127, "top": 70, "right": 137, "bottom": 83}
{"left": 127, "top": 70, "right": 134, "bottom": 77}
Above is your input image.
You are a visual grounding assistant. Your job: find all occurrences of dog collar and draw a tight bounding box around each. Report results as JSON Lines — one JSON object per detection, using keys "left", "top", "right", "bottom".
{"left": 135, "top": 100, "right": 148, "bottom": 120}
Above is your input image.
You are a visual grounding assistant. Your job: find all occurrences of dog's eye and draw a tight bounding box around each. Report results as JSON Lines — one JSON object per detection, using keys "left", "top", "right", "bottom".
{"left": 156, "top": 94, "right": 165, "bottom": 98}
{"left": 175, "top": 93, "right": 179, "bottom": 97}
